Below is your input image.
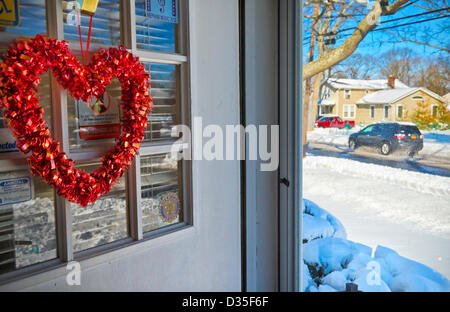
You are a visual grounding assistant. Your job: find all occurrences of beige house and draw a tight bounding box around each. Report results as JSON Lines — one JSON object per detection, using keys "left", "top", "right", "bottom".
{"left": 318, "top": 77, "right": 445, "bottom": 126}
{"left": 356, "top": 87, "right": 445, "bottom": 126}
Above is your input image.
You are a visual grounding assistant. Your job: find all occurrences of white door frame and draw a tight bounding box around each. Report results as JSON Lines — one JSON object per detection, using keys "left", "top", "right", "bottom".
{"left": 243, "top": 0, "right": 302, "bottom": 292}
{"left": 278, "top": 0, "right": 302, "bottom": 292}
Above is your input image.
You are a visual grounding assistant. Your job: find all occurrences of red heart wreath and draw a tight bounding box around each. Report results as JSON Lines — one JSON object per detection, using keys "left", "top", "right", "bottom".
{"left": 0, "top": 35, "right": 152, "bottom": 207}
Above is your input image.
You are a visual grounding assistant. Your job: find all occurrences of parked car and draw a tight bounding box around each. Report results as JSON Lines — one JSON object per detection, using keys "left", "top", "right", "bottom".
{"left": 315, "top": 116, "right": 355, "bottom": 129}
{"left": 349, "top": 122, "right": 424, "bottom": 156}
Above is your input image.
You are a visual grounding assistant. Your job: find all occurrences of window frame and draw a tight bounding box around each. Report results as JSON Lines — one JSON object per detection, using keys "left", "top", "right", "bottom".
{"left": 344, "top": 89, "right": 351, "bottom": 99}
{"left": 431, "top": 104, "right": 438, "bottom": 117}
{"left": 0, "top": 0, "right": 192, "bottom": 282}
{"left": 384, "top": 105, "right": 390, "bottom": 119}
{"left": 370, "top": 105, "right": 375, "bottom": 119}
{"left": 343, "top": 104, "right": 355, "bottom": 119}
{"left": 397, "top": 104, "right": 404, "bottom": 119}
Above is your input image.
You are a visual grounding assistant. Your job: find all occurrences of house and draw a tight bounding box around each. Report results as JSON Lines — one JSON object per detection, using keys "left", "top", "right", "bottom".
{"left": 444, "top": 93, "right": 450, "bottom": 109}
{"left": 357, "top": 86, "right": 446, "bottom": 126}
{"left": 318, "top": 76, "right": 446, "bottom": 126}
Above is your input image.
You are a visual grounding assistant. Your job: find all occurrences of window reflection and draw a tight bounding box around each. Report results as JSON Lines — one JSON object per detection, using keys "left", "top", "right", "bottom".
{"left": 135, "top": 0, "right": 177, "bottom": 53}
{"left": 63, "top": 0, "right": 120, "bottom": 47}
{"left": 0, "top": 169, "right": 56, "bottom": 274}
{"left": 140, "top": 153, "right": 181, "bottom": 233}
{"left": 143, "top": 62, "right": 178, "bottom": 143}
{"left": 71, "top": 162, "right": 128, "bottom": 253}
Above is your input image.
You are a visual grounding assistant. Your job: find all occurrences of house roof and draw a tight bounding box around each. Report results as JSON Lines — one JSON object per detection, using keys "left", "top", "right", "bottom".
{"left": 325, "top": 78, "right": 409, "bottom": 90}
{"left": 444, "top": 93, "right": 450, "bottom": 103}
{"left": 357, "top": 87, "right": 445, "bottom": 105}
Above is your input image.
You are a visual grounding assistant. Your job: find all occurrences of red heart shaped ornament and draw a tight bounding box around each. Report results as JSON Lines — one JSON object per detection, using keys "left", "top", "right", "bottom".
{"left": 0, "top": 35, "right": 152, "bottom": 207}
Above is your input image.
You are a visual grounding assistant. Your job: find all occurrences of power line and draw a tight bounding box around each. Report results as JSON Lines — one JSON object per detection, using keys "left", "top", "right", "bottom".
{"left": 374, "top": 15, "right": 448, "bottom": 32}
{"left": 303, "top": 14, "right": 449, "bottom": 46}
{"left": 303, "top": 7, "right": 450, "bottom": 42}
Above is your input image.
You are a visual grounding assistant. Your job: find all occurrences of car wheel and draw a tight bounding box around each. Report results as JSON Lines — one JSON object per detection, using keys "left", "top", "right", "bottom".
{"left": 380, "top": 142, "right": 391, "bottom": 155}
{"left": 349, "top": 139, "right": 357, "bottom": 150}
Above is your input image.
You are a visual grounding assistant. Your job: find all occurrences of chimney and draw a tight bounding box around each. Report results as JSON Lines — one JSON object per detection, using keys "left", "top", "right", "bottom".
{"left": 388, "top": 75, "right": 395, "bottom": 89}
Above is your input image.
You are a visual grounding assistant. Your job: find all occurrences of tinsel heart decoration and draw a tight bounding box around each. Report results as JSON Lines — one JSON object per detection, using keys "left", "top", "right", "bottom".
{"left": 0, "top": 35, "right": 152, "bottom": 207}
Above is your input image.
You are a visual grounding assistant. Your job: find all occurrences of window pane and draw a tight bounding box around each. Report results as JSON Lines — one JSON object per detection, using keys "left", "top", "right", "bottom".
{"left": 143, "top": 62, "right": 179, "bottom": 143}
{"left": 67, "top": 79, "right": 122, "bottom": 151}
{"left": 0, "top": 0, "right": 51, "bottom": 145}
{"left": 0, "top": 72, "right": 53, "bottom": 153}
{"left": 302, "top": 1, "right": 449, "bottom": 293}
{"left": 0, "top": 169, "right": 56, "bottom": 274}
{"left": 135, "top": 0, "right": 178, "bottom": 53}
{"left": 71, "top": 162, "right": 128, "bottom": 253}
{"left": 140, "top": 153, "right": 181, "bottom": 233}
{"left": 0, "top": 0, "right": 46, "bottom": 42}
{"left": 63, "top": 0, "right": 120, "bottom": 47}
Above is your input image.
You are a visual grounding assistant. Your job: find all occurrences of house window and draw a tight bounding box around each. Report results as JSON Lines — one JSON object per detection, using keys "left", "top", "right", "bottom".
{"left": 63, "top": 0, "right": 121, "bottom": 47}
{"left": 384, "top": 105, "right": 390, "bottom": 119}
{"left": 370, "top": 105, "right": 375, "bottom": 119}
{"left": 413, "top": 96, "right": 424, "bottom": 101}
{"left": 397, "top": 104, "right": 404, "bottom": 119}
{"left": 0, "top": 0, "right": 191, "bottom": 278}
{"left": 432, "top": 104, "right": 438, "bottom": 117}
{"left": 343, "top": 104, "right": 356, "bottom": 119}
{"left": 344, "top": 89, "right": 351, "bottom": 99}
{"left": 365, "top": 90, "right": 370, "bottom": 95}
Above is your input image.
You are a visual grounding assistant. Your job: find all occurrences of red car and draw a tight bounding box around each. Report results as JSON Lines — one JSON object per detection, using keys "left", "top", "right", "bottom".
{"left": 315, "top": 116, "right": 355, "bottom": 129}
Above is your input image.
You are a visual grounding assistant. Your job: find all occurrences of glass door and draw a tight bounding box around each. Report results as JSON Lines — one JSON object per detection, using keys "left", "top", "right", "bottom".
{"left": 300, "top": 0, "right": 450, "bottom": 292}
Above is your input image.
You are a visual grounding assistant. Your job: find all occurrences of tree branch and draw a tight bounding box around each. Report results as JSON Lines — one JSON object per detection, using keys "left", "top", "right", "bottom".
{"left": 303, "top": 0, "right": 410, "bottom": 80}
{"left": 382, "top": 30, "right": 450, "bottom": 53}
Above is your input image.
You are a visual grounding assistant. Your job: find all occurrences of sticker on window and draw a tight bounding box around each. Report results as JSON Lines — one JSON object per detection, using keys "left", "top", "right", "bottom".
{"left": 0, "top": 0, "right": 20, "bottom": 27}
{"left": 0, "top": 175, "right": 33, "bottom": 206}
{"left": 76, "top": 93, "right": 121, "bottom": 141}
{"left": 145, "top": 0, "right": 178, "bottom": 24}
{"left": 0, "top": 128, "right": 19, "bottom": 153}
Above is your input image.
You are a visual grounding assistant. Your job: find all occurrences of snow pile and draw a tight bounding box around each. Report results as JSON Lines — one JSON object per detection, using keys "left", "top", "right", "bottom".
{"left": 307, "top": 127, "right": 360, "bottom": 147}
{"left": 304, "top": 155, "right": 450, "bottom": 198}
{"left": 302, "top": 199, "right": 450, "bottom": 292}
{"left": 303, "top": 199, "right": 346, "bottom": 242}
{"left": 375, "top": 246, "right": 450, "bottom": 292}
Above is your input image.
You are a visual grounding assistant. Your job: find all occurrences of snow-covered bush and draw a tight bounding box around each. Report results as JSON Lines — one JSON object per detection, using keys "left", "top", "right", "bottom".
{"left": 303, "top": 199, "right": 346, "bottom": 243}
{"left": 302, "top": 199, "right": 450, "bottom": 292}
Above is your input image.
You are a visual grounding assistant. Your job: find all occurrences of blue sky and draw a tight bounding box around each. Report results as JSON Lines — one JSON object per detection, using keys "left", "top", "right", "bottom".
{"left": 303, "top": 0, "right": 450, "bottom": 62}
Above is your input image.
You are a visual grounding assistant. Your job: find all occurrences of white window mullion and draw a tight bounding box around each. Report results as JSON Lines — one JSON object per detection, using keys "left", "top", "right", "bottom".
{"left": 127, "top": 155, "right": 143, "bottom": 240}
{"left": 121, "top": 0, "right": 142, "bottom": 240}
{"left": 121, "top": 0, "right": 137, "bottom": 52}
{"left": 46, "top": 0, "right": 73, "bottom": 262}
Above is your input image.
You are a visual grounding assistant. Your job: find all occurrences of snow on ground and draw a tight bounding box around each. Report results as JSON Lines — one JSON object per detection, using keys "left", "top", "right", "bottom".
{"left": 303, "top": 155, "right": 450, "bottom": 288}
{"left": 307, "top": 128, "right": 450, "bottom": 158}
{"left": 302, "top": 197, "right": 450, "bottom": 292}
{"left": 304, "top": 155, "right": 450, "bottom": 199}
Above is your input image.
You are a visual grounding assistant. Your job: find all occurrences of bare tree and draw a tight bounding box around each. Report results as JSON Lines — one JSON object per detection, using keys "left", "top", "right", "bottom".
{"left": 377, "top": 48, "right": 421, "bottom": 85}
{"left": 303, "top": 0, "right": 411, "bottom": 80}
{"left": 412, "top": 56, "right": 450, "bottom": 95}
{"left": 332, "top": 53, "right": 378, "bottom": 79}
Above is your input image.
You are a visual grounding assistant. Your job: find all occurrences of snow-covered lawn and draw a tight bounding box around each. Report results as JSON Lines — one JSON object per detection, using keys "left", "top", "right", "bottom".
{"left": 302, "top": 155, "right": 450, "bottom": 292}
{"left": 307, "top": 128, "right": 450, "bottom": 158}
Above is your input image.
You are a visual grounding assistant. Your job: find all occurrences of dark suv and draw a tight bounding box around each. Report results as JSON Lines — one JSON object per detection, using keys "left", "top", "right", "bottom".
{"left": 349, "top": 123, "right": 424, "bottom": 156}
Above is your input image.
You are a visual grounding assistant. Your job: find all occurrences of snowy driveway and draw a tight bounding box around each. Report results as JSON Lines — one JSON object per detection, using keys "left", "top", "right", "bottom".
{"left": 303, "top": 156, "right": 450, "bottom": 279}
{"left": 308, "top": 128, "right": 450, "bottom": 159}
